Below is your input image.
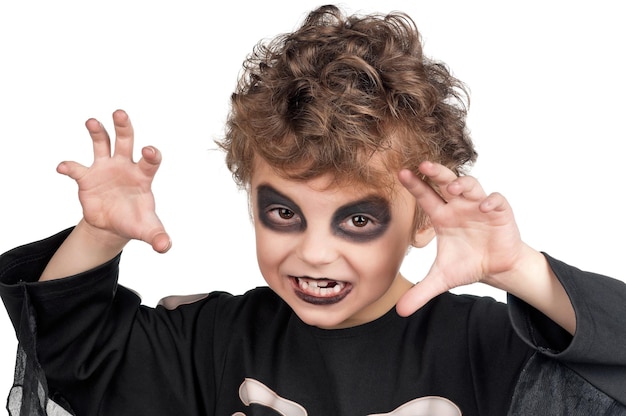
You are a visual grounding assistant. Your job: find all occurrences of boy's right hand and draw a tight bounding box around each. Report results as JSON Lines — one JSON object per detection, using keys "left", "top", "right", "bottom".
{"left": 57, "top": 109, "right": 171, "bottom": 254}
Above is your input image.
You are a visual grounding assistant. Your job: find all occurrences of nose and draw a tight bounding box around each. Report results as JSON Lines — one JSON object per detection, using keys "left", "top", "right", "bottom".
{"left": 296, "top": 225, "right": 339, "bottom": 266}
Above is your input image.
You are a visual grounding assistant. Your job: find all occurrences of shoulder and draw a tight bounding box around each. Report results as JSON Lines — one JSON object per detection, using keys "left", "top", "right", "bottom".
{"left": 426, "top": 291, "right": 507, "bottom": 318}
{"left": 156, "top": 286, "right": 280, "bottom": 308}
{"left": 215, "top": 287, "right": 291, "bottom": 322}
{"left": 155, "top": 286, "right": 290, "bottom": 324}
{"left": 409, "top": 291, "right": 513, "bottom": 340}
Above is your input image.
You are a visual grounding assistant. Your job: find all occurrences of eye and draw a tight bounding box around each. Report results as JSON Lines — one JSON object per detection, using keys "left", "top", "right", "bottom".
{"left": 341, "top": 214, "right": 376, "bottom": 232}
{"left": 351, "top": 215, "right": 370, "bottom": 227}
{"left": 331, "top": 196, "right": 391, "bottom": 243}
{"left": 334, "top": 213, "right": 385, "bottom": 242}
{"left": 277, "top": 208, "right": 295, "bottom": 220}
{"left": 261, "top": 205, "right": 303, "bottom": 231}
{"left": 256, "top": 185, "right": 306, "bottom": 232}
{"left": 267, "top": 206, "right": 299, "bottom": 223}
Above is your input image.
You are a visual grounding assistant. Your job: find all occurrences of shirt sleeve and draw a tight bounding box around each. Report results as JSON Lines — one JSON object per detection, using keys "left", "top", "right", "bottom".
{"left": 0, "top": 229, "right": 222, "bottom": 416}
{"left": 507, "top": 253, "right": 626, "bottom": 406}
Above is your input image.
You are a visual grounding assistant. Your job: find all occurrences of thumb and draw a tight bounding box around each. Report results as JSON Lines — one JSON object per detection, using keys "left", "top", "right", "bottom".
{"left": 142, "top": 218, "right": 172, "bottom": 253}
{"left": 150, "top": 231, "right": 172, "bottom": 253}
{"left": 56, "top": 161, "right": 87, "bottom": 180}
{"left": 396, "top": 268, "right": 449, "bottom": 316}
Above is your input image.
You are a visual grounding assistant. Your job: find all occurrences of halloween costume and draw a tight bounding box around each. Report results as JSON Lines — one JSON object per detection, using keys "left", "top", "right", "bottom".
{"left": 1, "top": 229, "right": 625, "bottom": 415}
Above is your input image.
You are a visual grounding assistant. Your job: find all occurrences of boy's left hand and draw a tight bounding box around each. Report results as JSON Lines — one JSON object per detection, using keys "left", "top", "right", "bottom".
{"left": 396, "top": 161, "right": 527, "bottom": 316}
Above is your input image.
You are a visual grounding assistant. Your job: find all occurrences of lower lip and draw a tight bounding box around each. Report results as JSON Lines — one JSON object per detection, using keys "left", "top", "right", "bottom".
{"left": 289, "top": 277, "right": 352, "bottom": 305}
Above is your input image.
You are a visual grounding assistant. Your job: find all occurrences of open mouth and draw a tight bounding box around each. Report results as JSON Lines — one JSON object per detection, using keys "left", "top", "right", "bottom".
{"left": 290, "top": 276, "right": 352, "bottom": 305}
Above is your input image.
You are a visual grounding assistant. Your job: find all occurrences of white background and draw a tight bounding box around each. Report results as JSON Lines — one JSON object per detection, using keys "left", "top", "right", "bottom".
{"left": 1, "top": 0, "right": 624, "bottom": 403}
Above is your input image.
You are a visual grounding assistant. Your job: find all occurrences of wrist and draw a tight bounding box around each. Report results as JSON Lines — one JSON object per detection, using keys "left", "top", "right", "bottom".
{"left": 482, "top": 244, "right": 546, "bottom": 293}
{"left": 39, "top": 220, "right": 129, "bottom": 281}
{"left": 76, "top": 219, "right": 130, "bottom": 253}
{"left": 484, "top": 244, "right": 576, "bottom": 335}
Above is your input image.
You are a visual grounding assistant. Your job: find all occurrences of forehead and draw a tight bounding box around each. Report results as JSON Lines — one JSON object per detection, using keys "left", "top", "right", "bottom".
{"left": 251, "top": 149, "right": 402, "bottom": 190}
{"left": 250, "top": 156, "right": 395, "bottom": 203}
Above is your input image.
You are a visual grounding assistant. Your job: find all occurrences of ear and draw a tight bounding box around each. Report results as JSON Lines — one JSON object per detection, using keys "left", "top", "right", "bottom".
{"left": 412, "top": 225, "right": 435, "bottom": 248}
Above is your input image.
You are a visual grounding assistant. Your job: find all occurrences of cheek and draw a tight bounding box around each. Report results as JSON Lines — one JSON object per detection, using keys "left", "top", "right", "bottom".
{"left": 348, "top": 230, "right": 411, "bottom": 282}
{"left": 254, "top": 227, "right": 273, "bottom": 267}
{"left": 376, "top": 216, "right": 414, "bottom": 270}
{"left": 254, "top": 226, "right": 291, "bottom": 277}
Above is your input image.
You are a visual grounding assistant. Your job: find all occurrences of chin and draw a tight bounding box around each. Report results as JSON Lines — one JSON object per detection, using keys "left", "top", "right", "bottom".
{"left": 297, "top": 312, "right": 351, "bottom": 329}
{"left": 288, "top": 300, "right": 360, "bottom": 329}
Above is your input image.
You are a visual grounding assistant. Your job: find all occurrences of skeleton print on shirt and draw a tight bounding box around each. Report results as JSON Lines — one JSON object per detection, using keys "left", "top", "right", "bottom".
{"left": 232, "top": 378, "right": 462, "bottom": 416}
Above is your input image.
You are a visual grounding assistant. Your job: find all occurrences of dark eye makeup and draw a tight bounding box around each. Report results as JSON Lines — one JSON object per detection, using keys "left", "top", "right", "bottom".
{"left": 256, "top": 184, "right": 391, "bottom": 242}
{"left": 331, "top": 196, "right": 391, "bottom": 242}
{"left": 256, "top": 185, "right": 306, "bottom": 232}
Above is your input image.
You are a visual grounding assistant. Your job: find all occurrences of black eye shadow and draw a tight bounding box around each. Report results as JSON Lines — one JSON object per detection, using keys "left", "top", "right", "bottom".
{"left": 331, "top": 196, "right": 391, "bottom": 243}
{"left": 256, "top": 185, "right": 306, "bottom": 232}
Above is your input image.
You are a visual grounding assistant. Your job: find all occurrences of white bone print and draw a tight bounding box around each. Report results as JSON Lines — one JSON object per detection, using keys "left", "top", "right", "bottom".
{"left": 233, "top": 378, "right": 308, "bottom": 416}
{"left": 232, "top": 378, "right": 462, "bottom": 416}
{"left": 368, "top": 396, "right": 462, "bottom": 416}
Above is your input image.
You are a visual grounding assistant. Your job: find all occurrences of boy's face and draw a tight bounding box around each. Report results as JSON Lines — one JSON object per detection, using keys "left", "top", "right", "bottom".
{"left": 250, "top": 157, "right": 420, "bottom": 329}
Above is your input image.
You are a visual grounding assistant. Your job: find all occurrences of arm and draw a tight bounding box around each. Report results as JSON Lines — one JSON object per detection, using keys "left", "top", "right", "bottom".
{"left": 396, "top": 162, "right": 575, "bottom": 333}
{"left": 40, "top": 110, "right": 171, "bottom": 281}
{"left": 398, "top": 161, "right": 626, "bottom": 405}
{"left": 0, "top": 230, "right": 218, "bottom": 415}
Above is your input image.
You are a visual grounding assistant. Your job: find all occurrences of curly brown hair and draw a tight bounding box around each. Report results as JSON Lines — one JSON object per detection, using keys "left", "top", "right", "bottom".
{"left": 219, "top": 5, "right": 477, "bottom": 228}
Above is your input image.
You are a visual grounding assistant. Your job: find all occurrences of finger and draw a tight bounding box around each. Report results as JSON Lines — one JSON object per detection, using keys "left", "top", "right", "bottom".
{"left": 396, "top": 270, "right": 449, "bottom": 316}
{"left": 85, "top": 118, "right": 111, "bottom": 160}
{"left": 418, "top": 161, "right": 457, "bottom": 188}
{"left": 151, "top": 232, "right": 172, "bottom": 253}
{"left": 398, "top": 169, "right": 445, "bottom": 215}
{"left": 446, "top": 175, "right": 486, "bottom": 201}
{"left": 111, "top": 109, "right": 135, "bottom": 159}
{"left": 143, "top": 222, "right": 172, "bottom": 253}
{"left": 415, "top": 161, "right": 462, "bottom": 202}
{"left": 479, "top": 192, "right": 510, "bottom": 213}
{"left": 56, "top": 161, "right": 88, "bottom": 181}
{"left": 137, "top": 146, "right": 162, "bottom": 178}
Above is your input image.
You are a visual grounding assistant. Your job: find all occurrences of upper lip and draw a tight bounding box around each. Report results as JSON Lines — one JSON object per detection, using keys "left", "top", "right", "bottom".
{"left": 298, "top": 276, "right": 331, "bottom": 281}
{"left": 290, "top": 275, "right": 349, "bottom": 283}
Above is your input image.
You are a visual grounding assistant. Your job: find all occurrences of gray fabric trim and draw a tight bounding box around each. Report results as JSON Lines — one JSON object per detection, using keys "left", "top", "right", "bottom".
{"left": 5, "top": 287, "right": 74, "bottom": 416}
{"left": 508, "top": 353, "right": 626, "bottom": 415}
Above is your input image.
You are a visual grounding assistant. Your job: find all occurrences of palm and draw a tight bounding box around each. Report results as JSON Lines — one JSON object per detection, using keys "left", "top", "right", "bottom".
{"left": 430, "top": 186, "right": 521, "bottom": 286}
{"left": 397, "top": 162, "right": 524, "bottom": 315}
{"left": 58, "top": 110, "right": 170, "bottom": 252}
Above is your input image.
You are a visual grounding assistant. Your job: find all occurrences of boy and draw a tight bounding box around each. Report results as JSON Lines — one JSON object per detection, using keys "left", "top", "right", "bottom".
{"left": 1, "top": 4, "right": 625, "bottom": 415}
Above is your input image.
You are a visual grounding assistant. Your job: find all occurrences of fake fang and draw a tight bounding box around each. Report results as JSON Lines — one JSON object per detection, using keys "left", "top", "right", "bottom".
{"left": 296, "top": 277, "right": 345, "bottom": 296}
{"left": 291, "top": 276, "right": 353, "bottom": 305}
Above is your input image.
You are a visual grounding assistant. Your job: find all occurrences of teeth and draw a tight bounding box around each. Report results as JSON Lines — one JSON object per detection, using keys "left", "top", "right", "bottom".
{"left": 296, "top": 277, "right": 345, "bottom": 297}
